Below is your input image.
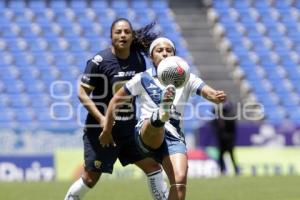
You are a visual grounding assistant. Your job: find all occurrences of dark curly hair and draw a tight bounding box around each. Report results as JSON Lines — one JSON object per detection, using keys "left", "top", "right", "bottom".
{"left": 110, "top": 18, "right": 160, "bottom": 56}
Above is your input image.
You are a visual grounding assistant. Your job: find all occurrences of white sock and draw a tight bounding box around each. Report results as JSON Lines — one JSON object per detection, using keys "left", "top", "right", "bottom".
{"left": 147, "top": 169, "right": 169, "bottom": 200}
{"left": 64, "top": 178, "right": 90, "bottom": 200}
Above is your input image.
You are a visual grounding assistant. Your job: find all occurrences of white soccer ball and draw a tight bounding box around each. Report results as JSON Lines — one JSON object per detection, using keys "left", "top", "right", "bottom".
{"left": 157, "top": 56, "right": 190, "bottom": 88}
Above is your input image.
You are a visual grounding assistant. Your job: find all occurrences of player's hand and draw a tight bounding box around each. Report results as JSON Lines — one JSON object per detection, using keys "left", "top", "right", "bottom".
{"left": 215, "top": 91, "right": 227, "bottom": 103}
{"left": 99, "top": 130, "right": 116, "bottom": 148}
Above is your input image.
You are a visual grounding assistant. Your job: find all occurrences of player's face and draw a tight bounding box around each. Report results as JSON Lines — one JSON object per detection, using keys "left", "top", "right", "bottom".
{"left": 111, "top": 21, "right": 133, "bottom": 51}
{"left": 151, "top": 42, "right": 175, "bottom": 67}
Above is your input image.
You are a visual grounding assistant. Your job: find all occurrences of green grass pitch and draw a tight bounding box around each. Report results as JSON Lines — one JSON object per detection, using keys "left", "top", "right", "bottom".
{"left": 1, "top": 176, "right": 299, "bottom": 200}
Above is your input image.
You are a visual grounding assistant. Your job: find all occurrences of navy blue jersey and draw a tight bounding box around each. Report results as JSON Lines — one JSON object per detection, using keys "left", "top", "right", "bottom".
{"left": 81, "top": 48, "right": 146, "bottom": 135}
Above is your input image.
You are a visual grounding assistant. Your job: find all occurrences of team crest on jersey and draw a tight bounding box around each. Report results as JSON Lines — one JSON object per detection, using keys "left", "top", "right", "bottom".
{"left": 91, "top": 55, "right": 103, "bottom": 65}
{"left": 94, "top": 160, "right": 102, "bottom": 169}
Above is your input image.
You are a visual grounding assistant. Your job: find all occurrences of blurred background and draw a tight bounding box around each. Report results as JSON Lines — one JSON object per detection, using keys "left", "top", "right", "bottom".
{"left": 0, "top": 0, "right": 300, "bottom": 184}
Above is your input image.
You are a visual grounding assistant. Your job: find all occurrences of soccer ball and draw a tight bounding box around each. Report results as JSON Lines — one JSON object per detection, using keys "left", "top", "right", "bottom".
{"left": 157, "top": 56, "right": 190, "bottom": 88}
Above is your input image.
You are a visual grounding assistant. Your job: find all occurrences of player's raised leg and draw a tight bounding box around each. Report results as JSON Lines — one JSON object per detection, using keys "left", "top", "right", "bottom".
{"left": 140, "top": 84, "right": 176, "bottom": 149}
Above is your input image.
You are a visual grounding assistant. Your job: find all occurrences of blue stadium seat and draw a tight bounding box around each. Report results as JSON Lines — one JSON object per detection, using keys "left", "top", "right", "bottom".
{"left": 28, "top": 43, "right": 45, "bottom": 53}
{"left": 151, "top": 0, "right": 169, "bottom": 12}
{"left": 14, "top": 16, "right": 32, "bottom": 28}
{"left": 287, "top": 29, "right": 300, "bottom": 40}
{"left": 30, "top": 94, "right": 51, "bottom": 108}
{"left": 5, "top": 80, "right": 25, "bottom": 94}
{"left": 69, "top": 0, "right": 88, "bottom": 10}
{"left": 18, "top": 67, "right": 39, "bottom": 81}
{"left": 259, "top": 59, "right": 276, "bottom": 69}
{"left": 213, "top": 0, "right": 230, "bottom": 11}
{"left": 273, "top": 83, "right": 291, "bottom": 94}
{"left": 267, "top": 69, "right": 283, "bottom": 80}
{"left": 260, "top": 17, "right": 278, "bottom": 28}
{"left": 232, "top": 1, "right": 250, "bottom": 10}
{"left": 131, "top": 1, "right": 148, "bottom": 10}
{"left": 253, "top": 0, "right": 270, "bottom": 10}
{"left": 295, "top": 1, "right": 300, "bottom": 9}
{"left": 25, "top": 80, "right": 46, "bottom": 94}
{"left": 0, "top": 94, "right": 10, "bottom": 106}
{"left": 50, "top": 0, "right": 67, "bottom": 12}
{"left": 111, "top": 0, "right": 129, "bottom": 10}
{"left": 1, "top": 28, "right": 18, "bottom": 40}
{"left": 0, "top": 17, "right": 11, "bottom": 29}
{"left": 0, "top": 108, "right": 15, "bottom": 125}
{"left": 8, "top": 0, "right": 26, "bottom": 13}
{"left": 288, "top": 108, "right": 300, "bottom": 123}
{"left": 90, "top": 1, "right": 108, "bottom": 10}
{"left": 274, "top": 1, "right": 291, "bottom": 10}
{"left": 0, "top": 1, "right": 5, "bottom": 10}
{"left": 47, "top": 42, "right": 65, "bottom": 53}
{"left": 35, "top": 108, "right": 53, "bottom": 122}
{"left": 256, "top": 93, "right": 278, "bottom": 107}
{"left": 281, "top": 98, "right": 298, "bottom": 107}
{"left": 35, "top": 15, "right": 52, "bottom": 26}
{"left": 28, "top": 1, "right": 46, "bottom": 11}
{"left": 264, "top": 109, "right": 286, "bottom": 124}
{"left": 10, "top": 94, "right": 30, "bottom": 108}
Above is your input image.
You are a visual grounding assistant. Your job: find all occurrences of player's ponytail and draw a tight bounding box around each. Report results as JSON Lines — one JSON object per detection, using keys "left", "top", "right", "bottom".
{"left": 132, "top": 21, "right": 160, "bottom": 56}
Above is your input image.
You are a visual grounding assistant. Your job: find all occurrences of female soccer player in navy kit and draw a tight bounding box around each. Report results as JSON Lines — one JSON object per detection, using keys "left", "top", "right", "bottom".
{"left": 64, "top": 19, "right": 168, "bottom": 200}
{"left": 101, "top": 37, "right": 227, "bottom": 200}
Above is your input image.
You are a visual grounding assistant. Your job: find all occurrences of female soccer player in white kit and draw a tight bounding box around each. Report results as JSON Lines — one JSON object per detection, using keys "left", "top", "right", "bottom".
{"left": 100, "top": 37, "right": 227, "bottom": 200}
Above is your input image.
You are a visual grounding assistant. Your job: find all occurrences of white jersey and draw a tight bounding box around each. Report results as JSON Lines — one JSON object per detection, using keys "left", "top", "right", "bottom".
{"left": 124, "top": 67, "right": 206, "bottom": 140}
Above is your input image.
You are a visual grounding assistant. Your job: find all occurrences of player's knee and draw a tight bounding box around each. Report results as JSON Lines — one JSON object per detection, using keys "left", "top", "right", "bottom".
{"left": 174, "top": 171, "right": 187, "bottom": 184}
{"left": 146, "top": 162, "right": 161, "bottom": 172}
{"left": 82, "top": 172, "right": 100, "bottom": 188}
{"left": 82, "top": 176, "right": 97, "bottom": 188}
{"left": 136, "top": 159, "right": 161, "bottom": 174}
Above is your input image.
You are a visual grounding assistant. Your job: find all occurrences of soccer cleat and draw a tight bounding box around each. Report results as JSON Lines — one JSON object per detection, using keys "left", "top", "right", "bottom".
{"left": 159, "top": 84, "right": 176, "bottom": 122}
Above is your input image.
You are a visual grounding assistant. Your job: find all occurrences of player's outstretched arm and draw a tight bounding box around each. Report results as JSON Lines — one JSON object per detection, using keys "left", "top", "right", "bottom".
{"left": 99, "top": 87, "right": 131, "bottom": 146}
{"left": 200, "top": 85, "right": 227, "bottom": 104}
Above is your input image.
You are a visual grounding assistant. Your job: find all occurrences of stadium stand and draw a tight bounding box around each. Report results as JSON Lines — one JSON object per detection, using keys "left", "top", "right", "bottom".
{"left": 208, "top": 0, "right": 300, "bottom": 124}
{"left": 0, "top": 0, "right": 198, "bottom": 129}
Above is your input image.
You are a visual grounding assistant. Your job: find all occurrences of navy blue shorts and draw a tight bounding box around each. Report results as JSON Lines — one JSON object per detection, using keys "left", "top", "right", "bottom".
{"left": 83, "top": 124, "right": 146, "bottom": 174}
{"left": 135, "top": 121, "right": 187, "bottom": 164}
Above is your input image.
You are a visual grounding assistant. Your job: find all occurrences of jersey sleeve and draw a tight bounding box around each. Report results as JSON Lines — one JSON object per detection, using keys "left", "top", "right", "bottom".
{"left": 188, "top": 73, "right": 206, "bottom": 96}
{"left": 80, "top": 56, "right": 102, "bottom": 90}
{"left": 124, "top": 73, "right": 143, "bottom": 96}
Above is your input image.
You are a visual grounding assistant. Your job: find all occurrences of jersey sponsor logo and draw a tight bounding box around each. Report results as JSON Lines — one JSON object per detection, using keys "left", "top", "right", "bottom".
{"left": 91, "top": 55, "right": 103, "bottom": 65}
{"left": 115, "top": 116, "right": 134, "bottom": 121}
{"left": 114, "top": 71, "right": 136, "bottom": 77}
